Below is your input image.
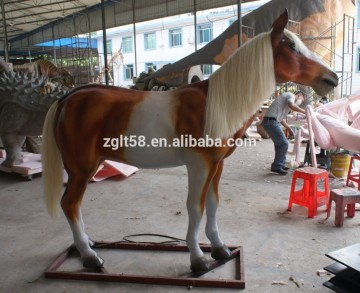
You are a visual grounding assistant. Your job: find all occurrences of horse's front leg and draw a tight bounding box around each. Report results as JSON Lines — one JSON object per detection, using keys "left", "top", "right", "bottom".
{"left": 186, "top": 160, "right": 218, "bottom": 272}
{"left": 205, "top": 160, "right": 231, "bottom": 260}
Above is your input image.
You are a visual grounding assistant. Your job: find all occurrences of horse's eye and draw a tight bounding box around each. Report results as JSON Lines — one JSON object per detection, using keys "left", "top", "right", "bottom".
{"left": 288, "top": 42, "right": 297, "bottom": 51}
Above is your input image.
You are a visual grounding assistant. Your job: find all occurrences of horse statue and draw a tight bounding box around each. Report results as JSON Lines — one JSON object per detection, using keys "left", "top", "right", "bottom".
{"left": 41, "top": 11, "right": 338, "bottom": 272}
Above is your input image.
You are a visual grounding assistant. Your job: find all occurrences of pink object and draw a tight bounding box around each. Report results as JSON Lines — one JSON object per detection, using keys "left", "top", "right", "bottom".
{"left": 347, "top": 100, "right": 360, "bottom": 122}
{"left": 91, "top": 161, "right": 138, "bottom": 182}
{"left": 0, "top": 152, "right": 42, "bottom": 176}
{"left": 307, "top": 108, "right": 336, "bottom": 151}
{"left": 350, "top": 111, "right": 360, "bottom": 130}
{"left": 306, "top": 106, "right": 318, "bottom": 166}
{"left": 314, "top": 112, "right": 360, "bottom": 152}
{"left": 291, "top": 91, "right": 360, "bottom": 165}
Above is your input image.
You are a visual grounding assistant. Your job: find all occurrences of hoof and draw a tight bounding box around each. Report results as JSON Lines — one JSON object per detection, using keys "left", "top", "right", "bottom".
{"left": 211, "top": 245, "right": 231, "bottom": 260}
{"left": 83, "top": 255, "right": 104, "bottom": 268}
{"left": 190, "top": 256, "right": 210, "bottom": 272}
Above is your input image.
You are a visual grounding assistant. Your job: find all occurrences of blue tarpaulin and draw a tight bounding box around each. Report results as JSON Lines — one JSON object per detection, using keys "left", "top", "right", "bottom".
{"left": 36, "top": 37, "right": 97, "bottom": 48}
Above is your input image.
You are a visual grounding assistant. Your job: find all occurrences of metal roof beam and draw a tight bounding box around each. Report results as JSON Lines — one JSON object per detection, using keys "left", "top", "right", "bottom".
{"left": 3, "top": 0, "right": 82, "bottom": 13}
{"left": 6, "top": 16, "right": 65, "bottom": 26}
{"left": 2, "top": 5, "right": 87, "bottom": 21}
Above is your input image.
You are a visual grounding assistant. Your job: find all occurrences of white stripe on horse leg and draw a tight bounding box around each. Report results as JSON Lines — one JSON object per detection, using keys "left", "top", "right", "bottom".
{"left": 78, "top": 209, "right": 94, "bottom": 247}
{"left": 205, "top": 184, "right": 223, "bottom": 248}
{"left": 205, "top": 183, "right": 231, "bottom": 260}
{"left": 186, "top": 182, "right": 205, "bottom": 261}
{"left": 67, "top": 210, "right": 103, "bottom": 268}
{"left": 185, "top": 160, "right": 214, "bottom": 272}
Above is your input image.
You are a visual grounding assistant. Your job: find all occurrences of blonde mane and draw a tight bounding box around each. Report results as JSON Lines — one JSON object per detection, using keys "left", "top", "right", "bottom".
{"left": 204, "top": 31, "right": 275, "bottom": 139}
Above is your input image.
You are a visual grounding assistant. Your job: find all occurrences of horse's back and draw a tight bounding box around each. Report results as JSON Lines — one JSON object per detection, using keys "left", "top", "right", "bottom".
{"left": 54, "top": 83, "right": 211, "bottom": 169}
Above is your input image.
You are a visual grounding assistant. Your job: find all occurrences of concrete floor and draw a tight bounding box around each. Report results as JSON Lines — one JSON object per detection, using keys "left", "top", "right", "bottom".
{"left": 1, "top": 138, "right": 359, "bottom": 293}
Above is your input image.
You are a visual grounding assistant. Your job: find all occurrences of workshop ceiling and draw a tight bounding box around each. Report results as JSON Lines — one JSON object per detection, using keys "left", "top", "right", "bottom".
{"left": 0, "top": 0, "right": 100, "bottom": 42}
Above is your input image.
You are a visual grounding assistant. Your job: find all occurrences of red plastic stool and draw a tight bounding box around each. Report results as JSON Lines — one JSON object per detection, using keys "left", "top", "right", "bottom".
{"left": 287, "top": 167, "right": 329, "bottom": 218}
{"left": 326, "top": 188, "right": 360, "bottom": 227}
{"left": 346, "top": 156, "right": 360, "bottom": 190}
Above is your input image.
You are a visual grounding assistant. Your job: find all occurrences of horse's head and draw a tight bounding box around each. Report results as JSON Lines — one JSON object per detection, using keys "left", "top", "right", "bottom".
{"left": 271, "top": 10, "right": 338, "bottom": 96}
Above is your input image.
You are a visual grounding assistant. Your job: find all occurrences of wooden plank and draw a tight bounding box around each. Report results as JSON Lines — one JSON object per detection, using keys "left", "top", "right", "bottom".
{"left": 0, "top": 152, "right": 42, "bottom": 176}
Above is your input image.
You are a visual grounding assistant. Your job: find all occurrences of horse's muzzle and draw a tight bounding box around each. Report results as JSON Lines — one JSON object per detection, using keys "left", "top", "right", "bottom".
{"left": 322, "top": 71, "right": 339, "bottom": 88}
{"left": 313, "top": 70, "right": 339, "bottom": 96}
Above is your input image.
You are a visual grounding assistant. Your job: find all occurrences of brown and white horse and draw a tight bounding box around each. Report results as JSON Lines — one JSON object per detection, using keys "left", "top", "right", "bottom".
{"left": 42, "top": 11, "right": 338, "bottom": 272}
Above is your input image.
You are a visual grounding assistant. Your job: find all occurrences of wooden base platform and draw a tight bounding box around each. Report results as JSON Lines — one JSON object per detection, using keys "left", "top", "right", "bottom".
{"left": 44, "top": 241, "right": 245, "bottom": 289}
{"left": 0, "top": 151, "right": 42, "bottom": 179}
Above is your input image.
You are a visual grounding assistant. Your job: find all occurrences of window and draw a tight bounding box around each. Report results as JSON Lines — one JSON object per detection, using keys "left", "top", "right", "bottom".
{"left": 144, "top": 32, "right": 156, "bottom": 50}
{"left": 197, "top": 23, "right": 212, "bottom": 44}
{"left": 106, "top": 40, "right": 112, "bottom": 55}
{"left": 145, "top": 62, "right": 157, "bottom": 72}
{"left": 124, "top": 64, "right": 134, "bottom": 80}
{"left": 122, "top": 36, "right": 133, "bottom": 53}
{"left": 169, "top": 28, "right": 182, "bottom": 47}
{"left": 357, "top": 47, "right": 360, "bottom": 72}
{"left": 201, "top": 64, "right": 213, "bottom": 75}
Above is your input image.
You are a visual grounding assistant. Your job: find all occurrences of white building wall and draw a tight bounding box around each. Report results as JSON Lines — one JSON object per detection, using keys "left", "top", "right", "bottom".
{"left": 96, "top": 8, "right": 237, "bottom": 87}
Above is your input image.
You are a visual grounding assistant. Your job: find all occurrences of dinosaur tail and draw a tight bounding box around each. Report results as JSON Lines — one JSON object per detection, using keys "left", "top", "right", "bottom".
{"left": 41, "top": 101, "right": 64, "bottom": 218}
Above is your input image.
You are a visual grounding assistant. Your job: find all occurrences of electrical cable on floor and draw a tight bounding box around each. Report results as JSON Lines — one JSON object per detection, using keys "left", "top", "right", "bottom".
{"left": 93, "top": 233, "right": 187, "bottom": 248}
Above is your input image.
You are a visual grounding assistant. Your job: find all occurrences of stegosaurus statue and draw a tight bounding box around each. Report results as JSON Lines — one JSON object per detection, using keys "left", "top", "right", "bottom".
{"left": 0, "top": 70, "right": 68, "bottom": 166}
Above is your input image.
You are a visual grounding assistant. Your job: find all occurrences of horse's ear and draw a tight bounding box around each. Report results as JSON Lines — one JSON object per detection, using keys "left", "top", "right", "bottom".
{"left": 272, "top": 9, "right": 288, "bottom": 32}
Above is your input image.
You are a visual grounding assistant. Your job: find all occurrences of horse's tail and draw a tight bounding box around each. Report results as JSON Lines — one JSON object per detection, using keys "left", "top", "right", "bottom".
{"left": 42, "top": 101, "right": 63, "bottom": 218}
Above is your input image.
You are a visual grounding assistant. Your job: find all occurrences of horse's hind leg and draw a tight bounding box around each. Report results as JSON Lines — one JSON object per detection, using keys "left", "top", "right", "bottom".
{"left": 205, "top": 160, "right": 231, "bottom": 260}
{"left": 186, "top": 159, "right": 219, "bottom": 272}
{"left": 61, "top": 175, "right": 104, "bottom": 268}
